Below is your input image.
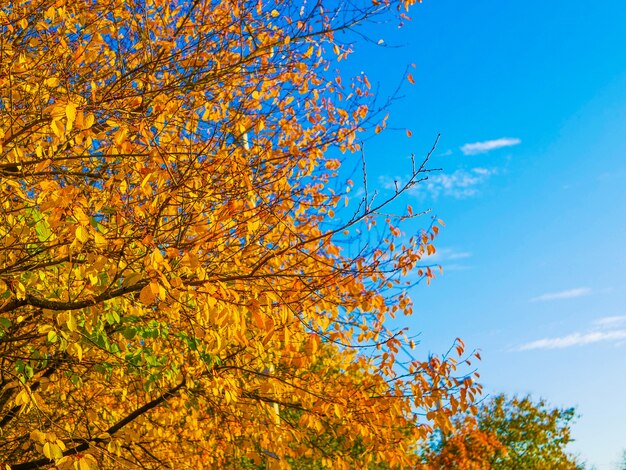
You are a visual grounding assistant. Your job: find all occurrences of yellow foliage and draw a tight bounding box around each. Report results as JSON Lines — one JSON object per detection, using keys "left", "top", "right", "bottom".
{"left": 0, "top": 0, "right": 474, "bottom": 468}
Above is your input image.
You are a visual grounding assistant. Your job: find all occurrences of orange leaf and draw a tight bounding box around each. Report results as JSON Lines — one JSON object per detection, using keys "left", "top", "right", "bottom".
{"left": 139, "top": 284, "right": 156, "bottom": 305}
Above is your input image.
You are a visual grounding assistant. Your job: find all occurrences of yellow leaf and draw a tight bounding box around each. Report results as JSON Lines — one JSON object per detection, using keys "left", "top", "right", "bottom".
{"left": 50, "top": 104, "right": 66, "bottom": 118}
{"left": 14, "top": 281, "right": 26, "bottom": 300}
{"left": 30, "top": 430, "right": 46, "bottom": 443}
{"left": 42, "top": 442, "right": 52, "bottom": 459}
{"left": 93, "top": 231, "right": 107, "bottom": 247}
{"left": 84, "top": 113, "right": 95, "bottom": 129}
{"left": 113, "top": 128, "right": 127, "bottom": 146}
{"left": 107, "top": 439, "right": 121, "bottom": 456}
{"left": 122, "top": 272, "right": 143, "bottom": 287}
{"left": 66, "top": 313, "right": 77, "bottom": 332}
{"left": 149, "top": 281, "right": 160, "bottom": 295}
{"left": 50, "top": 119, "right": 63, "bottom": 138}
{"left": 49, "top": 442, "right": 63, "bottom": 459}
{"left": 55, "top": 439, "right": 67, "bottom": 451}
{"left": 55, "top": 457, "right": 73, "bottom": 470}
{"left": 47, "top": 330, "right": 58, "bottom": 343}
{"left": 65, "top": 102, "right": 77, "bottom": 131}
{"left": 74, "top": 207, "right": 90, "bottom": 226}
{"left": 45, "top": 76, "right": 59, "bottom": 87}
{"left": 334, "top": 403, "right": 342, "bottom": 419}
{"left": 150, "top": 248, "right": 164, "bottom": 266}
{"left": 71, "top": 343, "right": 83, "bottom": 361}
{"left": 75, "top": 226, "right": 89, "bottom": 243}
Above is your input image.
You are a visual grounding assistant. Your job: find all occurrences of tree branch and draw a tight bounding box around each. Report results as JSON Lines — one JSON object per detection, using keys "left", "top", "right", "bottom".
{"left": 10, "top": 378, "right": 186, "bottom": 470}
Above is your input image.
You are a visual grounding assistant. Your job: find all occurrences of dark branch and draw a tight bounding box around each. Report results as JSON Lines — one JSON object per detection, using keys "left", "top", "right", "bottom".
{"left": 10, "top": 378, "right": 185, "bottom": 470}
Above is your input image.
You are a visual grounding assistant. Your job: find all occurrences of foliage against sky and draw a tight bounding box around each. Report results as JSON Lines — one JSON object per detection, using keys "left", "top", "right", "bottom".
{"left": 476, "top": 394, "right": 584, "bottom": 469}
{"left": 0, "top": 0, "right": 481, "bottom": 468}
{"left": 421, "top": 394, "right": 585, "bottom": 470}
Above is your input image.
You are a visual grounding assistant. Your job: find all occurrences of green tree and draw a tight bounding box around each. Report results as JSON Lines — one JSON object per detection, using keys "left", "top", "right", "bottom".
{"left": 421, "top": 394, "right": 585, "bottom": 469}
{"left": 476, "top": 394, "right": 584, "bottom": 469}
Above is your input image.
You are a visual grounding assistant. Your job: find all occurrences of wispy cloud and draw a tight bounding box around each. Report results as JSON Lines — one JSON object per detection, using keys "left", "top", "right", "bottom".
{"left": 593, "top": 315, "right": 626, "bottom": 327}
{"left": 516, "top": 312, "right": 626, "bottom": 351}
{"left": 379, "top": 168, "right": 496, "bottom": 200}
{"left": 529, "top": 287, "right": 591, "bottom": 303}
{"left": 518, "top": 331, "right": 626, "bottom": 351}
{"left": 460, "top": 137, "right": 521, "bottom": 155}
{"left": 423, "top": 247, "right": 472, "bottom": 263}
{"left": 421, "top": 247, "right": 473, "bottom": 271}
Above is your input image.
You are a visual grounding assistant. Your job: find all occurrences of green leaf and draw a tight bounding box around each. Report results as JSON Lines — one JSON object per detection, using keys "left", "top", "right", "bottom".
{"left": 47, "top": 330, "right": 58, "bottom": 343}
{"left": 122, "top": 327, "right": 136, "bottom": 339}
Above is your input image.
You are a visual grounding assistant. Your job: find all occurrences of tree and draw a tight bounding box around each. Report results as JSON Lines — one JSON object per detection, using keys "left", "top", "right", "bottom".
{"left": 0, "top": 0, "right": 480, "bottom": 468}
{"left": 421, "top": 394, "right": 585, "bottom": 469}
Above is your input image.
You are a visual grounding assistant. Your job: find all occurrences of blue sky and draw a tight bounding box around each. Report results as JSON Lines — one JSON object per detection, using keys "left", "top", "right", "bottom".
{"left": 336, "top": 1, "right": 626, "bottom": 468}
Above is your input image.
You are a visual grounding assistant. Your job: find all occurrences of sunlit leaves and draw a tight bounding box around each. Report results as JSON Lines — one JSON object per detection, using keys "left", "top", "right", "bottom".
{"left": 0, "top": 0, "right": 471, "bottom": 468}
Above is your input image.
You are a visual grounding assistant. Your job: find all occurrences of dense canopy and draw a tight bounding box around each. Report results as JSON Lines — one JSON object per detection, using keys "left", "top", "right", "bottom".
{"left": 0, "top": 0, "right": 479, "bottom": 468}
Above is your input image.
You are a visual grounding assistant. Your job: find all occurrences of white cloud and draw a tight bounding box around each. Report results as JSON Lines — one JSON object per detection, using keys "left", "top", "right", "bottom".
{"left": 421, "top": 248, "right": 473, "bottom": 271}
{"left": 423, "top": 247, "right": 472, "bottom": 263}
{"left": 529, "top": 287, "right": 591, "bottom": 302}
{"left": 380, "top": 167, "right": 496, "bottom": 200}
{"left": 515, "top": 313, "right": 626, "bottom": 351}
{"left": 517, "top": 330, "right": 626, "bottom": 351}
{"left": 353, "top": 186, "right": 366, "bottom": 198}
{"left": 593, "top": 315, "right": 626, "bottom": 327}
{"left": 445, "top": 250, "right": 472, "bottom": 260}
{"left": 460, "top": 137, "right": 521, "bottom": 155}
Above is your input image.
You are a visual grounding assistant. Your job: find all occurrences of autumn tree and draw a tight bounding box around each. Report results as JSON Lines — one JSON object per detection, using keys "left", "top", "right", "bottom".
{"left": 421, "top": 394, "right": 585, "bottom": 469}
{"left": 420, "top": 416, "right": 505, "bottom": 470}
{"left": 0, "top": 0, "right": 480, "bottom": 468}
